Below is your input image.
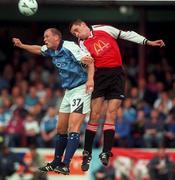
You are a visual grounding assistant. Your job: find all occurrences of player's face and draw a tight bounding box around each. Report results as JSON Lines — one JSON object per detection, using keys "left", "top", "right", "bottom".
{"left": 44, "top": 30, "right": 59, "bottom": 49}
{"left": 70, "top": 23, "right": 91, "bottom": 40}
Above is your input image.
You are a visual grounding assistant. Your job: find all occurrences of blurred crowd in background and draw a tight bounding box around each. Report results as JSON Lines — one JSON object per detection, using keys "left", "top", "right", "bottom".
{"left": 0, "top": 26, "right": 175, "bottom": 150}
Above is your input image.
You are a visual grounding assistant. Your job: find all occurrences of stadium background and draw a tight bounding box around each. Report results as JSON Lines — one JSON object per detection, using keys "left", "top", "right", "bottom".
{"left": 0, "top": 0, "right": 175, "bottom": 179}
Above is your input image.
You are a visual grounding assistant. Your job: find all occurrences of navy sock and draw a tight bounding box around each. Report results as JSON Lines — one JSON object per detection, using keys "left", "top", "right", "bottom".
{"left": 63, "top": 132, "right": 80, "bottom": 166}
{"left": 52, "top": 134, "right": 68, "bottom": 167}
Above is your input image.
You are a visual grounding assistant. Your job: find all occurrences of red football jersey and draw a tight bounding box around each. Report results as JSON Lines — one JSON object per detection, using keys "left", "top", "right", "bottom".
{"left": 83, "top": 30, "right": 122, "bottom": 68}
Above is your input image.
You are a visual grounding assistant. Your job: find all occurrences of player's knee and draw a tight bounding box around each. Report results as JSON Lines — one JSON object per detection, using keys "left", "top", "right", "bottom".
{"left": 68, "top": 124, "right": 81, "bottom": 133}
{"left": 57, "top": 126, "right": 67, "bottom": 134}
{"left": 106, "top": 109, "right": 117, "bottom": 121}
{"left": 57, "top": 129, "right": 67, "bottom": 134}
{"left": 90, "top": 111, "right": 101, "bottom": 122}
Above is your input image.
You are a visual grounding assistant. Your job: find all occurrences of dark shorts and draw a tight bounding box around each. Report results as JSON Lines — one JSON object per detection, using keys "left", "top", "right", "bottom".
{"left": 92, "top": 66, "right": 126, "bottom": 100}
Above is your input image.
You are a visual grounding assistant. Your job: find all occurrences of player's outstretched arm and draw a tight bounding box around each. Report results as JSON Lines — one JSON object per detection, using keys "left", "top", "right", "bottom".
{"left": 12, "top": 38, "right": 41, "bottom": 55}
{"left": 146, "top": 39, "right": 165, "bottom": 47}
{"left": 102, "top": 26, "right": 165, "bottom": 48}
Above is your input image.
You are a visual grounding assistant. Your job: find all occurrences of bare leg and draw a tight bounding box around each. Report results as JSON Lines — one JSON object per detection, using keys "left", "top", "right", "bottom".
{"left": 99, "top": 99, "right": 122, "bottom": 166}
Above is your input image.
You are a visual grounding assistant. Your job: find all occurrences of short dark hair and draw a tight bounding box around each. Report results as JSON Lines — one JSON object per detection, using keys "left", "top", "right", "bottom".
{"left": 69, "top": 19, "right": 84, "bottom": 31}
{"left": 45, "top": 28, "right": 62, "bottom": 39}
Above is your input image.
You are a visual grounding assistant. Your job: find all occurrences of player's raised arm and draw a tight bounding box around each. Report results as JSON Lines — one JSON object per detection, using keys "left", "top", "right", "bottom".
{"left": 12, "top": 38, "right": 41, "bottom": 55}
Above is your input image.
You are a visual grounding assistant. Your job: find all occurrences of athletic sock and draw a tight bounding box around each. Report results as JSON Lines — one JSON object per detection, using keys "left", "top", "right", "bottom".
{"left": 103, "top": 123, "right": 115, "bottom": 153}
{"left": 84, "top": 123, "right": 98, "bottom": 154}
{"left": 63, "top": 132, "right": 80, "bottom": 166}
{"left": 52, "top": 134, "right": 68, "bottom": 166}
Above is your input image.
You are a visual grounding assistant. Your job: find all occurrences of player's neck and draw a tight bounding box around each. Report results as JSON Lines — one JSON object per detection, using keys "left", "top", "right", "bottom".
{"left": 53, "top": 39, "right": 61, "bottom": 50}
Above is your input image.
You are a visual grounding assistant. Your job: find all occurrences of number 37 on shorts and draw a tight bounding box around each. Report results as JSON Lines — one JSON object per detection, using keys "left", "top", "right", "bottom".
{"left": 59, "top": 84, "right": 91, "bottom": 114}
{"left": 70, "top": 94, "right": 91, "bottom": 114}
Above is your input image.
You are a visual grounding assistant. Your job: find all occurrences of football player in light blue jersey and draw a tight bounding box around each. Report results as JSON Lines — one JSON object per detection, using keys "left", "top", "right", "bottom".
{"left": 12, "top": 28, "right": 94, "bottom": 175}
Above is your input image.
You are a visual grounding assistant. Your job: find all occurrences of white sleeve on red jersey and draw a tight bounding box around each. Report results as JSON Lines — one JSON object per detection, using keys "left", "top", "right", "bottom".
{"left": 92, "top": 25, "right": 147, "bottom": 45}
{"left": 63, "top": 41, "right": 90, "bottom": 62}
{"left": 79, "top": 40, "right": 91, "bottom": 54}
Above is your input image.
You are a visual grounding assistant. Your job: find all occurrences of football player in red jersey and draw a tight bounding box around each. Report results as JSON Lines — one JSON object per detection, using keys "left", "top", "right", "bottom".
{"left": 70, "top": 19, "right": 165, "bottom": 171}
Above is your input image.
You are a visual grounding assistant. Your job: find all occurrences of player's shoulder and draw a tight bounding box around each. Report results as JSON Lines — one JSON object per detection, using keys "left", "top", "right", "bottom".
{"left": 92, "top": 24, "right": 112, "bottom": 29}
{"left": 63, "top": 40, "right": 79, "bottom": 48}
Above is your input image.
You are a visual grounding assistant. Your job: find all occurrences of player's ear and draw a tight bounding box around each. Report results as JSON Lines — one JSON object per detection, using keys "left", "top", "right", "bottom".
{"left": 55, "top": 35, "right": 60, "bottom": 41}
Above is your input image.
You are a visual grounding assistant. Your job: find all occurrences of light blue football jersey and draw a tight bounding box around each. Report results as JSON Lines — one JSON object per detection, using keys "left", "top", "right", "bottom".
{"left": 41, "top": 40, "right": 90, "bottom": 90}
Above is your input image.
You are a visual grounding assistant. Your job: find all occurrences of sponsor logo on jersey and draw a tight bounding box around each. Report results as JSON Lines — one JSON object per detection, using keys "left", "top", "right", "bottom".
{"left": 93, "top": 40, "right": 110, "bottom": 55}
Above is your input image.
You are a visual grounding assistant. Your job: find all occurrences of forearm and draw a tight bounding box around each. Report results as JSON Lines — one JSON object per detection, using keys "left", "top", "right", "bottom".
{"left": 87, "top": 62, "right": 94, "bottom": 81}
{"left": 20, "top": 44, "right": 41, "bottom": 55}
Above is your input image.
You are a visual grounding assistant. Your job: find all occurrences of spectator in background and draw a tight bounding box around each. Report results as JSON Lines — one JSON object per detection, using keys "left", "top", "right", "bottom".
{"left": 131, "top": 109, "right": 146, "bottom": 147}
{"left": 148, "top": 147, "right": 174, "bottom": 180}
{"left": 29, "top": 65, "right": 44, "bottom": 84}
{"left": 164, "top": 71, "right": 174, "bottom": 90}
{"left": 24, "top": 113, "right": 40, "bottom": 146}
{"left": 0, "top": 106, "right": 6, "bottom": 148}
{"left": 143, "top": 109, "right": 164, "bottom": 148}
{"left": 11, "top": 96, "right": 28, "bottom": 118}
{"left": 129, "top": 87, "right": 140, "bottom": 108}
{"left": 25, "top": 86, "right": 39, "bottom": 109}
{"left": 35, "top": 82, "right": 46, "bottom": 99}
{"left": 94, "top": 164, "right": 115, "bottom": 180}
{"left": 38, "top": 107, "right": 57, "bottom": 147}
{"left": 127, "top": 57, "right": 138, "bottom": 86}
{"left": 137, "top": 78, "right": 146, "bottom": 101}
{"left": 0, "top": 89, "right": 10, "bottom": 105}
{"left": 169, "top": 81, "right": 175, "bottom": 99}
{"left": 123, "top": 98, "right": 137, "bottom": 123}
{"left": 44, "top": 88, "right": 58, "bottom": 107}
{"left": 1, "top": 96, "right": 12, "bottom": 124}
{"left": 164, "top": 114, "right": 175, "bottom": 147}
{"left": 2, "top": 64, "right": 14, "bottom": 87}
{"left": 0, "top": 145, "right": 27, "bottom": 180}
{"left": 115, "top": 98, "right": 137, "bottom": 147}
{"left": 115, "top": 108, "right": 128, "bottom": 147}
{"left": 14, "top": 72, "right": 25, "bottom": 86}
{"left": 114, "top": 107, "right": 135, "bottom": 147}
{"left": 156, "top": 81, "right": 165, "bottom": 98}
{"left": 169, "top": 97, "right": 175, "bottom": 116}
{"left": 39, "top": 88, "right": 63, "bottom": 112}
{"left": 136, "top": 100, "right": 152, "bottom": 119}
{"left": 17, "top": 80, "right": 29, "bottom": 96}
{"left": 0, "top": 106, "right": 9, "bottom": 130}
{"left": 144, "top": 73, "right": 158, "bottom": 105}
{"left": 154, "top": 91, "right": 173, "bottom": 116}
{"left": 5, "top": 109, "right": 25, "bottom": 147}
{"left": 24, "top": 145, "right": 47, "bottom": 180}
{"left": 54, "top": 88, "right": 64, "bottom": 108}
{"left": 11, "top": 86, "right": 22, "bottom": 103}
{"left": 28, "top": 103, "right": 45, "bottom": 123}
{"left": 0, "top": 77, "right": 10, "bottom": 91}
